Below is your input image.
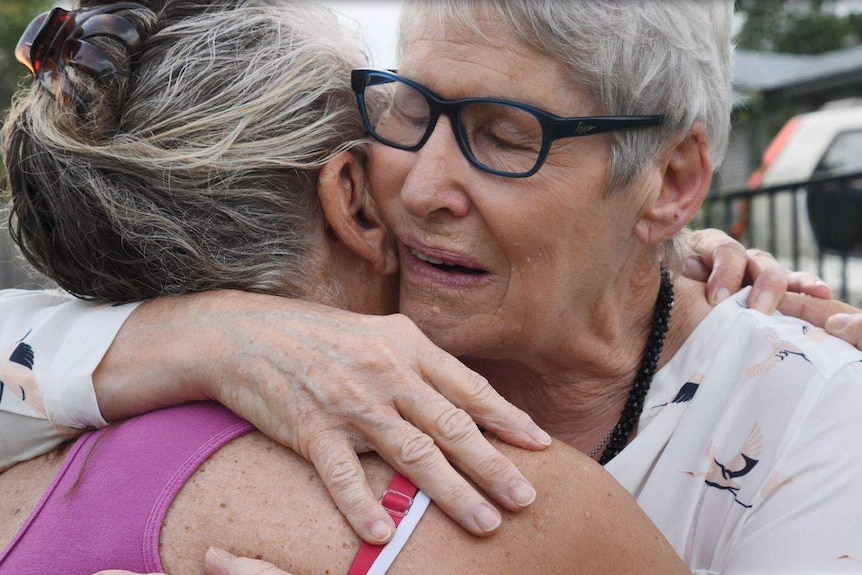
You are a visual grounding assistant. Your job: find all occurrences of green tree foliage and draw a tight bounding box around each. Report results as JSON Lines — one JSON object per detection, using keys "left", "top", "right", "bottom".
{"left": 0, "top": 0, "right": 53, "bottom": 114}
{"left": 736, "top": 0, "right": 862, "bottom": 54}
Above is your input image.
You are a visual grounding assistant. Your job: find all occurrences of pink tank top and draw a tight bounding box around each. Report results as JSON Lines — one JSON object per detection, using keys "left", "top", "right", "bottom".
{"left": 0, "top": 402, "right": 430, "bottom": 575}
{"left": 0, "top": 402, "right": 253, "bottom": 574}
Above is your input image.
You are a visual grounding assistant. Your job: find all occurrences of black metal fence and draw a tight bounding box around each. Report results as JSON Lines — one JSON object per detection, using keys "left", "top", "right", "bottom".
{"left": 698, "top": 170, "right": 862, "bottom": 305}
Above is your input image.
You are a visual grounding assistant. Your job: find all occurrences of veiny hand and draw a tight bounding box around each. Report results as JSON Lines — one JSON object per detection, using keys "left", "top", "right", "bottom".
{"left": 101, "top": 291, "right": 550, "bottom": 545}
{"left": 682, "top": 228, "right": 832, "bottom": 313}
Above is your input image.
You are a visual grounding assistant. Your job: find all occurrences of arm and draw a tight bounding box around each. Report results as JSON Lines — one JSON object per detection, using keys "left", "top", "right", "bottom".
{"left": 94, "top": 290, "right": 549, "bottom": 543}
{"left": 0, "top": 289, "right": 139, "bottom": 472}
{"left": 0, "top": 286, "right": 544, "bottom": 543}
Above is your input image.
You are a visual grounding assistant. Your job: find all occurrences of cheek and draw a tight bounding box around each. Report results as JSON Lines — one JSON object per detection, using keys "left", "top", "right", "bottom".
{"left": 368, "top": 146, "right": 407, "bottom": 214}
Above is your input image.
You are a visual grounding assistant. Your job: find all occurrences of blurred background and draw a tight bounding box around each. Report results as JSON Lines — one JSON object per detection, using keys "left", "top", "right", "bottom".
{"left": 1, "top": 1, "right": 861, "bottom": 302}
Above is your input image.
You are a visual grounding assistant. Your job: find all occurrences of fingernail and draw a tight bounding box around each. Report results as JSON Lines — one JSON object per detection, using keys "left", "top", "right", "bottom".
{"left": 826, "top": 314, "right": 853, "bottom": 333}
{"left": 473, "top": 503, "right": 501, "bottom": 532}
{"left": 753, "top": 291, "right": 776, "bottom": 314}
{"left": 528, "top": 424, "right": 552, "bottom": 447}
{"left": 713, "top": 287, "right": 732, "bottom": 305}
{"left": 508, "top": 478, "right": 537, "bottom": 507}
{"left": 370, "top": 519, "right": 393, "bottom": 543}
{"left": 207, "top": 547, "right": 236, "bottom": 564}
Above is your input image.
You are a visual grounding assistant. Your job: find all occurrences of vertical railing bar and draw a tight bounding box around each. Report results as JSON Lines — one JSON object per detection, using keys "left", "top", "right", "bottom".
{"left": 724, "top": 196, "right": 733, "bottom": 234}
{"left": 768, "top": 190, "right": 777, "bottom": 257}
{"left": 791, "top": 187, "right": 800, "bottom": 272}
{"left": 841, "top": 253, "right": 849, "bottom": 303}
{"left": 817, "top": 247, "right": 824, "bottom": 286}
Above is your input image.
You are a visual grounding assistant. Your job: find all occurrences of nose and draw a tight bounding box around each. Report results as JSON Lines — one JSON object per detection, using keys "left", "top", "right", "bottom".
{"left": 399, "top": 116, "right": 472, "bottom": 220}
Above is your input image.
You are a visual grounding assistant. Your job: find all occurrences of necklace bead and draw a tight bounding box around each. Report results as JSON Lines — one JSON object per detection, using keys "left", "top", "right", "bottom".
{"left": 596, "top": 266, "right": 674, "bottom": 465}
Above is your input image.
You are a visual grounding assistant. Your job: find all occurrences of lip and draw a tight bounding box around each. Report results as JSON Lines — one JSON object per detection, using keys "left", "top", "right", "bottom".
{"left": 398, "top": 237, "right": 491, "bottom": 289}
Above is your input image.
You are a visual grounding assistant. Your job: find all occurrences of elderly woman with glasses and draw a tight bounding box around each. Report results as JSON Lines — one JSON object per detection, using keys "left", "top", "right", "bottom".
{"left": 343, "top": 0, "right": 862, "bottom": 571}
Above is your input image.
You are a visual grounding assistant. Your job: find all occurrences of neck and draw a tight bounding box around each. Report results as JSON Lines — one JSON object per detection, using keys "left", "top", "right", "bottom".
{"left": 464, "top": 266, "right": 711, "bottom": 455}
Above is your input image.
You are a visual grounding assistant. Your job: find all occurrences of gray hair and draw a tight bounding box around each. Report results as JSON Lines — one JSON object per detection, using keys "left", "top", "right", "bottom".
{"left": 2, "top": 0, "right": 369, "bottom": 303}
{"left": 399, "top": 0, "right": 734, "bottom": 193}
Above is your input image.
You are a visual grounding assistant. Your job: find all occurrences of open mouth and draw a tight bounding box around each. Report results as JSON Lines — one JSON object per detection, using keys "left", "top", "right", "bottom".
{"left": 410, "top": 249, "right": 487, "bottom": 276}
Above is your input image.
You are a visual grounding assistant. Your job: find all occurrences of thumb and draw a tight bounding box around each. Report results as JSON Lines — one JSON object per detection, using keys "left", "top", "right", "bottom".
{"left": 204, "top": 548, "right": 294, "bottom": 575}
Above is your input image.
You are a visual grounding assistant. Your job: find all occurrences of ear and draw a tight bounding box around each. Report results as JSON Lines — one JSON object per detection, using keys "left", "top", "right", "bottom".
{"left": 634, "top": 122, "right": 713, "bottom": 245}
{"left": 317, "top": 152, "right": 398, "bottom": 275}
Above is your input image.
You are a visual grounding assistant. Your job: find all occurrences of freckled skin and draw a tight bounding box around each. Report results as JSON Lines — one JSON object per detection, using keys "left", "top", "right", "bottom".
{"left": 0, "top": 433, "right": 687, "bottom": 574}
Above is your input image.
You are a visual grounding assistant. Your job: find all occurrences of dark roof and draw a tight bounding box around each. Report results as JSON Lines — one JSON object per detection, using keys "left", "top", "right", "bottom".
{"left": 734, "top": 45, "right": 862, "bottom": 96}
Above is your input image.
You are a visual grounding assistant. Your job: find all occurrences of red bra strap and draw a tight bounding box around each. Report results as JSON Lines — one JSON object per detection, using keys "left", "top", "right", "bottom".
{"left": 347, "top": 473, "right": 419, "bottom": 575}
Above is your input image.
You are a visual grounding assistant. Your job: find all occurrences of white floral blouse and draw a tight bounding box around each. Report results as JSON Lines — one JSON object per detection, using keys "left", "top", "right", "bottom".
{"left": 0, "top": 289, "right": 138, "bottom": 471}
{"left": 608, "top": 288, "right": 862, "bottom": 574}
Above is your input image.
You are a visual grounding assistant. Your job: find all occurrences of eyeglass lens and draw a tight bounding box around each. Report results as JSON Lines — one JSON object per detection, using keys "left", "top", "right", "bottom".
{"left": 362, "top": 76, "right": 545, "bottom": 176}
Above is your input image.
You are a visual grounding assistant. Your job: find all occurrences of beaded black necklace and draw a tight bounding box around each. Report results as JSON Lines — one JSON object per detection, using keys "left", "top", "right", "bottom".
{"left": 592, "top": 266, "right": 674, "bottom": 465}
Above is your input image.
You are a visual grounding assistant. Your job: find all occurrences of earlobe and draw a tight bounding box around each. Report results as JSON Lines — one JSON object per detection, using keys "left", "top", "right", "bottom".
{"left": 317, "top": 152, "right": 398, "bottom": 275}
{"left": 635, "top": 123, "right": 713, "bottom": 245}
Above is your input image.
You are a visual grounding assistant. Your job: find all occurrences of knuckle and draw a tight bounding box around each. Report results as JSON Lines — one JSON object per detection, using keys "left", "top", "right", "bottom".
{"left": 439, "top": 480, "right": 477, "bottom": 507}
{"left": 474, "top": 452, "right": 516, "bottom": 482}
{"left": 389, "top": 313, "right": 420, "bottom": 335}
{"left": 460, "top": 370, "right": 500, "bottom": 409}
{"left": 746, "top": 248, "right": 775, "bottom": 264}
{"left": 463, "top": 371, "right": 494, "bottom": 403}
{"left": 398, "top": 432, "right": 440, "bottom": 468}
{"left": 433, "top": 407, "right": 478, "bottom": 443}
{"left": 321, "top": 458, "right": 363, "bottom": 492}
{"left": 717, "top": 236, "right": 744, "bottom": 251}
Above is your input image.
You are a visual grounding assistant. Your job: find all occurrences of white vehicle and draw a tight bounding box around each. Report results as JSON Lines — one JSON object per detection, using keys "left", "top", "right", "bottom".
{"left": 744, "top": 103, "right": 862, "bottom": 259}
{"left": 752, "top": 103, "right": 862, "bottom": 188}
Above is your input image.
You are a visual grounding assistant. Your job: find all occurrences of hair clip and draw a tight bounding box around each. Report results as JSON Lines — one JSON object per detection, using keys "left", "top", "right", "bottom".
{"left": 15, "top": 3, "right": 148, "bottom": 108}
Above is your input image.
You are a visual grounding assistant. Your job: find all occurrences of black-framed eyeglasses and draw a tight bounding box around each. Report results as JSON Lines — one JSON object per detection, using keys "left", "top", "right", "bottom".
{"left": 351, "top": 68, "right": 665, "bottom": 179}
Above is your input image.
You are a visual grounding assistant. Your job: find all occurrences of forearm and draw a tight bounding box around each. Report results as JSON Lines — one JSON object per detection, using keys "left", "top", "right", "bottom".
{"left": 93, "top": 293, "right": 218, "bottom": 421}
{"left": 90, "top": 288, "right": 551, "bottom": 544}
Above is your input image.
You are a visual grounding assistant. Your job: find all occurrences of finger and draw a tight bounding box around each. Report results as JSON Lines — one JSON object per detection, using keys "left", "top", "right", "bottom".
{"left": 205, "top": 547, "right": 292, "bottom": 575}
{"left": 777, "top": 293, "right": 860, "bottom": 327}
{"left": 691, "top": 231, "right": 747, "bottom": 305}
{"left": 787, "top": 271, "right": 833, "bottom": 300}
{"left": 745, "top": 249, "right": 787, "bottom": 315}
{"left": 398, "top": 389, "right": 537, "bottom": 512}
{"left": 825, "top": 313, "right": 862, "bottom": 350}
{"left": 305, "top": 434, "right": 396, "bottom": 545}
{"left": 368, "top": 414, "right": 503, "bottom": 536}
{"left": 681, "top": 255, "right": 710, "bottom": 283}
{"left": 417, "top": 345, "right": 551, "bottom": 450}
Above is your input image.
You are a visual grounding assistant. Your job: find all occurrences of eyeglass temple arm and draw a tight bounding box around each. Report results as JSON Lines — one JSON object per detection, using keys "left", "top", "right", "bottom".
{"left": 554, "top": 116, "right": 665, "bottom": 138}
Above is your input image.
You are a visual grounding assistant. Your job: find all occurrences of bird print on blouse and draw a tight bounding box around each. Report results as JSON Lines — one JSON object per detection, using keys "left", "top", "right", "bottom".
{"left": 652, "top": 372, "right": 703, "bottom": 409}
{"left": 0, "top": 330, "right": 44, "bottom": 418}
{"left": 760, "top": 469, "right": 793, "bottom": 499}
{"left": 684, "top": 422, "right": 763, "bottom": 509}
{"left": 744, "top": 334, "right": 811, "bottom": 381}
{"left": 800, "top": 324, "right": 829, "bottom": 343}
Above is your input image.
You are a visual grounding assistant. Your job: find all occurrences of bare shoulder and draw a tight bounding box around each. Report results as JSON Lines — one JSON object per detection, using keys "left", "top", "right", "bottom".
{"left": 0, "top": 454, "right": 63, "bottom": 548}
{"left": 161, "top": 434, "right": 687, "bottom": 575}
